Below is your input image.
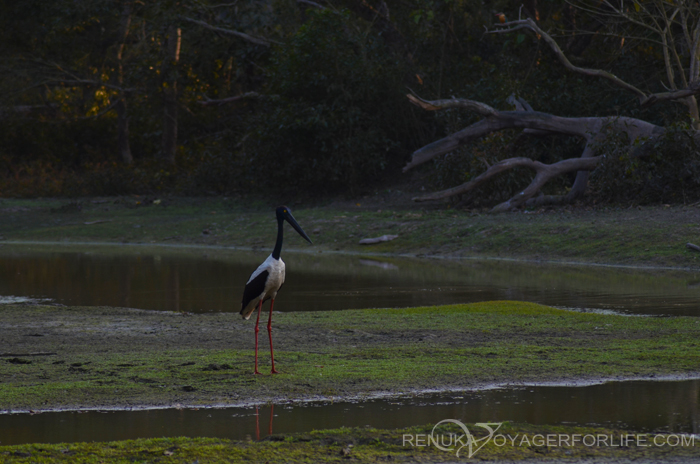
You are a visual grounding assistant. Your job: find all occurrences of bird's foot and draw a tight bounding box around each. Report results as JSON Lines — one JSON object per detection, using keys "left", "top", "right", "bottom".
{"left": 254, "top": 369, "right": 263, "bottom": 375}
{"left": 271, "top": 368, "right": 280, "bottom": 374}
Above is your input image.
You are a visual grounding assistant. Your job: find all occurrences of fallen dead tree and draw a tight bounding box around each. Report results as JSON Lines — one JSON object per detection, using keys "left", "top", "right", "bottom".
{"left": 403, "top": 93, "right": 666, "bottom": 211}
{"left": 403, "top": 8, "right": 700, "bottom": 211}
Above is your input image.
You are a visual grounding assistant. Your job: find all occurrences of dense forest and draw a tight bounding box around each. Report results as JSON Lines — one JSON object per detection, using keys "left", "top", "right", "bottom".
{"left": 2, "top": 0, "right": 700, "bottom": 208}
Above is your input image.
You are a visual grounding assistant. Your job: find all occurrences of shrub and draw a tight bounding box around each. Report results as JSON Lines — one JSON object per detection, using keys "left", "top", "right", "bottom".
{"left": 590, "top": 122, "right": 700, "bottom": 205}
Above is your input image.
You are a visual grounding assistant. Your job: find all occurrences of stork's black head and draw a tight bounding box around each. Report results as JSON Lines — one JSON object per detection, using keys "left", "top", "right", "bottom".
{"left": 277, "top": 205, "right": 313, "bottom": 245}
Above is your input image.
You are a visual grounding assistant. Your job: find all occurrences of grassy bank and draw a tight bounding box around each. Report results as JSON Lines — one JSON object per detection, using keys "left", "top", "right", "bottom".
{"left": 1, "top": 197, "right": 700, "bottom": 269}
{"left": 1, "top": 301, "right": 698, "bottom": 411}
{"left": 1, "top": 423, "right": 698, "bottom": 462}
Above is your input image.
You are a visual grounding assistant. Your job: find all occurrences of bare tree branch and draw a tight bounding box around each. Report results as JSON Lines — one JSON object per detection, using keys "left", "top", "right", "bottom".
{"left": 640, "top": 81, "right": 700, "bottom": 107}
{"left": 115, "top": 0, "right": 133, "bottom": 165}
{"left": 690, "top": 19, "right": 700, "bottom": 82}
{"left": 490, "top": 18, "right": 647, "bottom": 101}
{"left": 3, "top": 79, "right": 137, "bottom": 101}
{"left": 407, "top": 94, "right": 497, "bottom": 116}
{"left": 404, "top": 95, "right": 660, "bottom": 172}
{"left": 404, "top": 94, "right": 666, "bottom": 209}
{"left": 1, "top": 97, "right": 123, "bottom": 121}
{"left": 406, "top": 2, "right": 700, "bottom": 209}
{"left": 179, "top": 16, "right": 280, "bottom": 46}
{"left": 208, "top": 2, "right": 240, "bottom": 9}
{"left": 51, "top": 79, "right": 137, "bottom": 93}
{"left": 413, "top": 156, "right": 601, "bottom": 207}
{"left": 492, "top": 16, "right": 700, "bottom": 112}
{"left": 197, "top": 91, "right": 262, "bottom": 106}
{"left": 506, "top": 94, "right": 556, "bottom": 136}
{"left": 297, "top": 0, "right": 325, "bottom": 9}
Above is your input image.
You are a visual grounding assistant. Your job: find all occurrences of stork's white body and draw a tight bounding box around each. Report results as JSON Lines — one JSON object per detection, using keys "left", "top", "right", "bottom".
{"left": 241, "top": 254, "right": 285, "bottom": 320}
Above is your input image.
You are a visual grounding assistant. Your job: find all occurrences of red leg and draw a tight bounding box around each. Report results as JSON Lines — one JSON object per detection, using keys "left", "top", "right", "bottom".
{"left": 269, "top": 403, "right": 274, "bottom": 435}
{"left": 268, "top": 298, "right": 279, "bottom": 374}
{"left": 255, "top": 405, "right": 260, "bottom": 441}
{"left": 254, "top": 300, "right": 263, "bottom": 375}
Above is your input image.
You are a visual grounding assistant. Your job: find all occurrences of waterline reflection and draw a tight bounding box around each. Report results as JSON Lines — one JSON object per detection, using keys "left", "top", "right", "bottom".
{"left": 1, "top": 378, "right": 698, "bottom": 445}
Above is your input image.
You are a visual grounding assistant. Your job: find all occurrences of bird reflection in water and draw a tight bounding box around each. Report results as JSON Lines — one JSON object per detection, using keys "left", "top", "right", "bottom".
{"left": 254, "top": 404, "right": 274, "bottom": 440}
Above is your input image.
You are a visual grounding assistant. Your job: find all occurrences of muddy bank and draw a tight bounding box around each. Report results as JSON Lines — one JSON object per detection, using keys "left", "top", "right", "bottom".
{"left": 2, "top": 301, "right": 698, "bottom": 412}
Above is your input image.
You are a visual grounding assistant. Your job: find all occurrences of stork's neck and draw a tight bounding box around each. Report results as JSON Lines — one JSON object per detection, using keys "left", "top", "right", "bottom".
{"left": 272, "top": 217, "right": 284, "bottom": 260}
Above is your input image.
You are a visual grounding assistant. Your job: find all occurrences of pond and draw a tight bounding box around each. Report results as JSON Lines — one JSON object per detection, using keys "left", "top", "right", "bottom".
{"left": 1, "top": 378, "right": 697, "bottom": 445}
{"left": 0, "top": 243, "right": 698, "bottom": 445}
{"left": 0, "top": 243, "right": 699, "bottom": 316}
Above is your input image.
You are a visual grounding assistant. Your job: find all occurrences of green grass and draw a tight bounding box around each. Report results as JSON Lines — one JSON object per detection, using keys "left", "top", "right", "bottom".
{"left": 1, "top": 423, "right": 698, "bottom": 462}
{"left": 2, "top": 301, "right": 699, "bottom": 411}
{"left": 1, "top": 197, "right": 700, "bottom": 268}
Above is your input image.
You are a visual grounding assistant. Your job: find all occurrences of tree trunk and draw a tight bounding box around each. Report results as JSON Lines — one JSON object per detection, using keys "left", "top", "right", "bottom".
{"left": 161, "top": 25, "right": 181, "bottom": 166}
{"left": 115, "top": 0, "right": 133, "bottom": 164}
{"left": 116, "top": 98, "right": 132, "bottom": 164}
{"left": 686, "top": 95, "right": 700, "bottom": 131}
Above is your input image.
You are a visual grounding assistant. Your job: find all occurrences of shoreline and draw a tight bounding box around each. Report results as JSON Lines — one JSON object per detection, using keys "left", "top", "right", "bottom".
{"left": 3, "top": 238, "right": 700, "bottom": 273}
{"left": 4, "top": 372, "right": 700, "bottom": 415}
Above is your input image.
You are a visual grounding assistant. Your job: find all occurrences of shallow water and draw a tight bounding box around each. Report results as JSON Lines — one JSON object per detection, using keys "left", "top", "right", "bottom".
{"left": 0, "top": 244, "right": 699, "bottom": 316}
{"left": 1, "top": 378, "right": 698, "bottom": 446}
{"left": 1, "top": 244, "right": 699, "bottom": 446}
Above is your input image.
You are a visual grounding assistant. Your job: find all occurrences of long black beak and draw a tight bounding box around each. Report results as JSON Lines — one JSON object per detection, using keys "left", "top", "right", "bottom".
{"left": 284, "top": 211, "right": 313, "bottom": 245}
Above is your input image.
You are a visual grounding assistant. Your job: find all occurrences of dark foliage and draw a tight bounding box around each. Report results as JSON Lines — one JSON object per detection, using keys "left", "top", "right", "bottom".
{"left": 246, "top": 10, "right": 417, "bottom": 194}
{"left": 0, "top": 0, "right": 697, "bottom": 206}
{"left": 590, "top": 123, "right": 700, "bottom": 205}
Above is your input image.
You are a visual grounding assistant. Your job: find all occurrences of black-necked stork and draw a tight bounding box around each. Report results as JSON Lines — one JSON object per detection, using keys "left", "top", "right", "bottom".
{"left": 240, "top": 205, "right": 312, "bottom": 374}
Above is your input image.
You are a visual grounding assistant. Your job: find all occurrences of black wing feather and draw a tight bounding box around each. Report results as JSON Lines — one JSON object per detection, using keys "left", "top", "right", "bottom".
{"left": 240, "top": 270, "right": 269, "bottom": 316}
